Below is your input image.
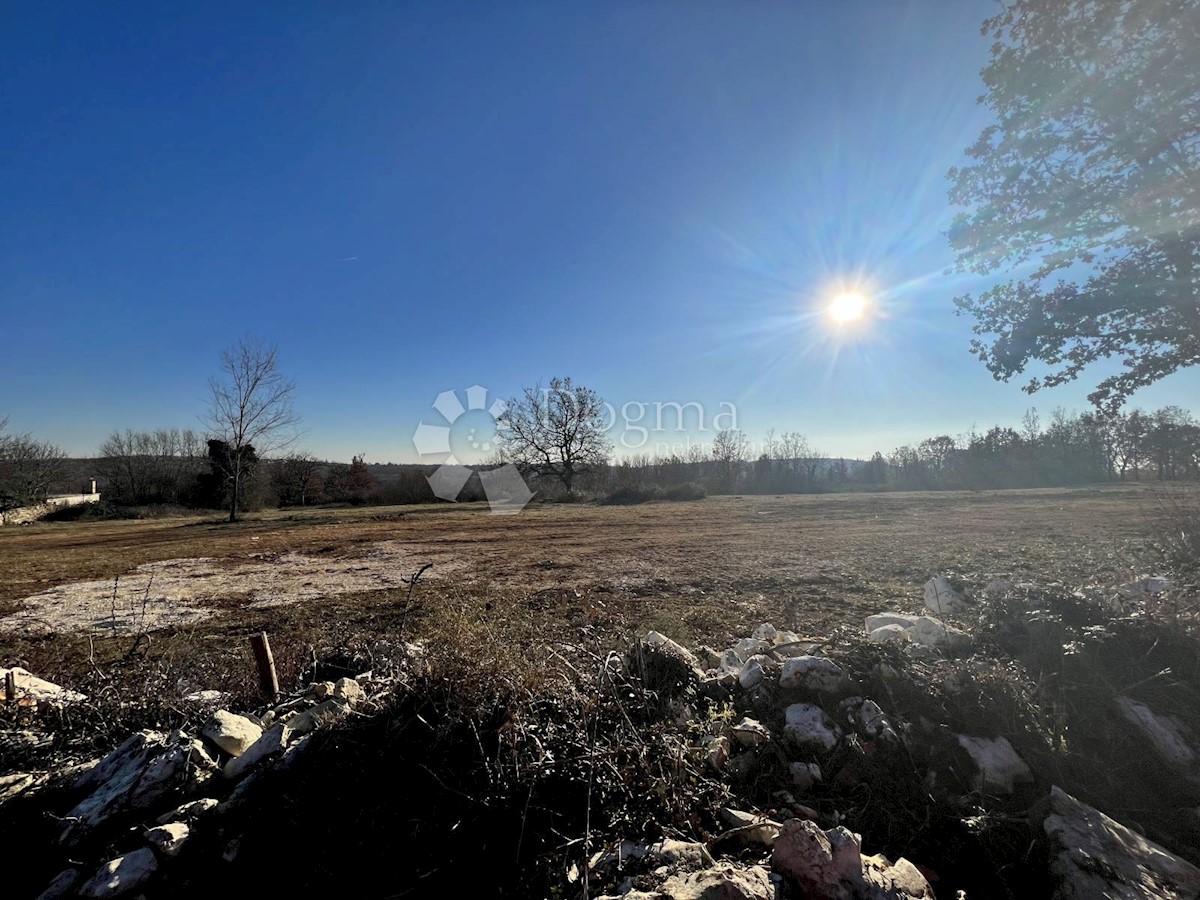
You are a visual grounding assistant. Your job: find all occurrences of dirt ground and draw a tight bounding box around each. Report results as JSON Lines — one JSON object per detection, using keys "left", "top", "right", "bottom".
{"left": 0, "top": 486, "right": 1169, "bottom": 646}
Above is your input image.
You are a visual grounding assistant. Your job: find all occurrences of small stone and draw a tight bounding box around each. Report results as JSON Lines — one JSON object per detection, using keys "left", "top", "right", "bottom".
{"left": 696, "top": 646, "right": 723, "bottom": 670}
{"left": 738, "top": 657, "right": 766, "bottom": 690}
{"left": 866, "top": 613, "right": 919, "bottom": 632}
{"left": 772, "top": 819, "right": 859, "bottom": 892}
{"left": 733, "top": 636, "right": 772, "bottom": 659}
{"left": 202, "top": 709, "right": 263, "bottom": 758}
{"left": 333, "top": 678, "right": 364, "bottom": 704}
{"left": 784, "top": 703, "right": 840, "bottom": 752}
{"left": 146, "top": 822, "right": 190, "bottom": 857}
{"left": 869, "top": 624, "right": 911, "bottom": 644}
{"left": 77, "top": 848, "right": 158, "bottom": 898}
{"left": 780, "top": 656, "right": 849, "bottom": 693}
{"left": 909, "top": 616, "right": 970, "bottom": 651}
{"left": 730, "top": 717, "right": 771, "bottom": 747}
{"left": 717, "top": 649, "right": 743, "bottom": 677}
{"left": 923, "top": 576, "right": 970, "bottom": 614}
{"left": 632, "top": 631, "right": 705, "bottom": 692}
{"left": 751, "top": 623, "right": 779, "bottom": 642}
{"left": 1116, "top": 696, "right": 1197, "bottom": 769}
{"left": 857, "top": 699, "right": 895, "bottom": 740}
{"left": 308, "top": 681, "right": 336, "bottom": 699}
{"left": 956, "top": 734, "right": 1033, "bottom": 794}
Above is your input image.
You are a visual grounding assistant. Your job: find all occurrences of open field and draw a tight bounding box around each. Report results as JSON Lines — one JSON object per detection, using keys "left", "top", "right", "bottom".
{"left": 3, "top": 484, "right": 1198, "bottom": 900}
{"left": 0, "top": 485, "right": 1175, "bottom": 696}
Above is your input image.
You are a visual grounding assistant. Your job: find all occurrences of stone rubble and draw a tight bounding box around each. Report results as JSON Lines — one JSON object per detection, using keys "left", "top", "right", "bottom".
{"left": 17, "top": 582, "right": 1200, "bottom": 900}
{"left": 24, "top": 652, "right": 392, "bottom": 900}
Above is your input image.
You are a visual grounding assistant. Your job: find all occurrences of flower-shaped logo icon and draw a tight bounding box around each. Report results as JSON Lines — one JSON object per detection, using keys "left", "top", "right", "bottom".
{"left": 411, "top": 385, "right": 534, "bottom": 514}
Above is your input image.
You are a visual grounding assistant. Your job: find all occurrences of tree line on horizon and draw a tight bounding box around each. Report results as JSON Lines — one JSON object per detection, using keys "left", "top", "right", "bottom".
{"left": 5, "top": 400, "right": 1199, "bottom": 518}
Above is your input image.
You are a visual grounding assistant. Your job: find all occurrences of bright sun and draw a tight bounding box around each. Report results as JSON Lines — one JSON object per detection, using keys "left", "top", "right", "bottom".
{"left": 828, "top": 291, "right": 870, "bottom": 324}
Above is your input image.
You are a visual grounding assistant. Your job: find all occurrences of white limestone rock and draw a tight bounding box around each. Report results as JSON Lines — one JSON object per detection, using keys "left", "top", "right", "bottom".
{"left": 784, "top": 703, "right": 841, "bottom": 752}
{"left": 866, "top": 613, "right": 919, "bottom": 632}
{"left": 77, "top": 848, "right": 158, "bottom": 898}
{"left": 223, "top": 722, "right": 289, "bottom": 781}
{"left": 645, "top": 837, "right": 714, "bottom": 867}
{"left": 956, "top": 734, "right": 1033, "bottom": 794}
{"left": 0, "top": 667, "right": 86, "bottom": 703}
{"left": 869, "top": 624, "right": 911, "bottom": 644}
{"left": 773, "top": 818, "right": 933, "bottom": 899}
{"left": 1044, "top": 786, "right": 1200, "bottom": 899}
{"left": 202, "top": 709, "right": 263, "bottom": 758}
{"left": 1116, "top": 696, "right": 1198, "bottom": 769}
{"left": 145, "top": 821, "right": 190, "bottom": 857}
{"left": 909, "top": 616, "right": 970, "bottom": 651}
{"left": 739, "top": 655, "right": 772, "bottom": 690}
{"left": 706, "top": 734, "right": 731, "bottom": 772}
{"left": 780, "top": 656, "right": 850, "bottom": 693}
{"left": 64, "top": 733, "right": 216, "bottom": 842}
{"left": 283, "top": 698, "right": 350, "bottom": 739}
{"left": 923, "top": 576, "right": 971, "bottom": 614}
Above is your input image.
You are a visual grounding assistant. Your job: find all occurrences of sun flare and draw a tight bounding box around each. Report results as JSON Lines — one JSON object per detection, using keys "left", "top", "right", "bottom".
{"left": 828, "top": 291, "right": 869, "bottom": 324}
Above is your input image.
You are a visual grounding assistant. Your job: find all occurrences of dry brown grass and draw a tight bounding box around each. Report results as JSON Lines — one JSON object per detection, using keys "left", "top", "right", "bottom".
{"left": 0, "top": 485, "right": 1169, "bottom": 701}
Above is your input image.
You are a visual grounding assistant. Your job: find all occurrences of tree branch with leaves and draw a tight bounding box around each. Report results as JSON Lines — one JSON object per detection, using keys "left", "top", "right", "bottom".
{"left": 949, "top": 0, "right": 1200, "bottom": 410}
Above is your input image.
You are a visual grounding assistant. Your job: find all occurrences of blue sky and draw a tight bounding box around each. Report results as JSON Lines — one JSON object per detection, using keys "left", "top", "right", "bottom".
{"left": 4, "top": 1, "right": 1198, "bottom": 463}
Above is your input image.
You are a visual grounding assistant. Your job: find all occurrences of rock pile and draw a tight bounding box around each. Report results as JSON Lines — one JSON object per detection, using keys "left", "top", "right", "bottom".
{"left": 27, "top": 669, "right": 389, "bottom": 899}
{"left": 626, "top": 586, "right": 1200, "bottom": 899}
{"left": 626, "top": 627, "right": 938, "bottom": 898}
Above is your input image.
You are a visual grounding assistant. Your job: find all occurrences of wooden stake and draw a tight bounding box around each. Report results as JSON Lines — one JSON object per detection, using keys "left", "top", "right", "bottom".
{"left": 250, "top": 632, "right": 279, "bottom": 701}
{"left": 5, "top": 670, "right": 16, "bottom": 706}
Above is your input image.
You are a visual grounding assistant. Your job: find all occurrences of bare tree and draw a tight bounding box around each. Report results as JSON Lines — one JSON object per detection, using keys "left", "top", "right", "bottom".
{"left": 496, "top": 376, "right": 611, "bottom": 493}
{"left": 97, "top": 427, "right": 203, "bottom": 504}
{"left": 204, "top": 340, "right": 300, "bottom": 522}
{"left": 0, "top": 417, "right": 67, "bottom": 513}
{"left": 711, "top": 427, "right": 748, "bottom": 493}
{"left": 271, "top": 451, "right": 324, "bottom": 507}
{"left": 776, "top": 431, "right": 825, "bottom": 490}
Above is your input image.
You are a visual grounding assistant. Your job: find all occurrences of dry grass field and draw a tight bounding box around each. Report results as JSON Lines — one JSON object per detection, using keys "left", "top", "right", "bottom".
{"left": 0, "top": 485, "right": 1173, "bottom": 700}
{"left": 3, "top": 484, "right": 1197, "bottom": 900}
